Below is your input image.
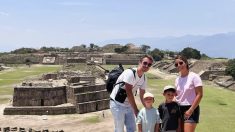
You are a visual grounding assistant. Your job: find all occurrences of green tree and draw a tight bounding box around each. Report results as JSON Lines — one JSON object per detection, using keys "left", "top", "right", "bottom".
{"left": 90, "top": 43, "right": 94, "bottom": 49}
{"left": 140, "top": 44, "right": 151, "bottom": 53}
{"left": 201, "top": 53, "right": 211, "bottom": 60}
{"left": 11, "top": 47, "right": 38, "bottom": 54}
{"left": 81, "top": 44, "right": 86, "bottom": 49}
{"left": 149, "top": 48, "right": 164, "bottom": 61}
{"left": 25, "top": 58, "right": 32, "bottom": 67}
{"left": 225, "top": 59, "right": 235, "bottom": 79}
{"left": 114, "top": 46, "right": 129, "bottom": 53}
{"left": 180, "top": 47, "right": 201, "bottom": 59}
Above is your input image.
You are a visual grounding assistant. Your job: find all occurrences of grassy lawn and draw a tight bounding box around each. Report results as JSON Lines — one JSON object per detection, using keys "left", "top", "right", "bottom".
{"left": 146, "top": 73, "right": 235, "bottom": 132}
{"left": 0, "top": 65, "right": 61, "bottom": 103}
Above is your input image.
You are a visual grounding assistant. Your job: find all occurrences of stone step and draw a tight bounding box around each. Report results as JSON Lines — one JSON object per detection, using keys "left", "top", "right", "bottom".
{"left": 4, "top": 103, "right": 76, "bottom": 115}
{"left": 70, "top": 84, "right": 106, "bottom": 94}
{"left": 77, "top": 99, "right": 110, "bottom": 114}
{"left": 75, "top": 90, "right": 109, "bottom": 103}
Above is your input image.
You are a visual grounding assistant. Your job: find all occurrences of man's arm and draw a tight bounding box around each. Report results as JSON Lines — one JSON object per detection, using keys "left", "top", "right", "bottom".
{"left": 125, "top": 83, "right": 139, "bottom": 116}
{"left": 155, "top": 123, "right": 160, "bottom": 132}
{"left": 139, "top": 88, "right": 145, "bottom": 107}
{"left": 138, "top": 124, "right": 142, "bottom": 132}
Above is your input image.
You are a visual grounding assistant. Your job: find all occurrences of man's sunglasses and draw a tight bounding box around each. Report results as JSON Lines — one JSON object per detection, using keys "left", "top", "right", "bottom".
{"left": 142, "top": 61, "right": 152, "bottom": 67}
{"left": 174, "top": 61, "right": 184, "bottom": 67}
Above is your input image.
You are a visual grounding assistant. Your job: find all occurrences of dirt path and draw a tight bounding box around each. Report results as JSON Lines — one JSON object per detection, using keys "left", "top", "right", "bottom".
{"left": 0, "top": 103, "right": 114, "bottom": 132}
{"left": 148, "top": 68, "right": 177, "bottom": 79}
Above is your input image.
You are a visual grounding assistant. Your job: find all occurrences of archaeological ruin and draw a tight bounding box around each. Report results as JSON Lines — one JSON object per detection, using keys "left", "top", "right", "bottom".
{"left": 4, "top": 63, "right": 110, "bottom": 115}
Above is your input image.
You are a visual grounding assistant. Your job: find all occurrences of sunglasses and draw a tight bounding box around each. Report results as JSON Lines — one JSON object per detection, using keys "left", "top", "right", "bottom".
{"left": 142, "top": 61, "right": 152, "bottom": 67}
{"left": 174, "top": 61, "right": 184, "bottom": 67}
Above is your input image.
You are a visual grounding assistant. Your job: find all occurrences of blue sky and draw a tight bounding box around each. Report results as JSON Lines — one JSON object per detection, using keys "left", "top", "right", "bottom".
{"left": 1, "top": 0, "right": 235, "bottom": 52}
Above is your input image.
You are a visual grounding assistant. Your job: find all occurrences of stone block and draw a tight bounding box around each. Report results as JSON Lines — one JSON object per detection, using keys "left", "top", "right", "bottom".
{"left": 77, "top": 99, "right": 110, "bottom": 114}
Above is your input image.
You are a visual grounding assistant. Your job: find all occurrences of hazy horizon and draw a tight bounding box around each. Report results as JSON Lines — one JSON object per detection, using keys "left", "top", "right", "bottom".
{"left": 1, "top": 0, "right": 235, "bottom": 58}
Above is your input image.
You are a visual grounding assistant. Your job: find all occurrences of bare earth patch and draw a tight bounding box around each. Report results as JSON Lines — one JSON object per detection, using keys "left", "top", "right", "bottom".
{"left": 0, "top": 103, "right": 114, "bottom": 132}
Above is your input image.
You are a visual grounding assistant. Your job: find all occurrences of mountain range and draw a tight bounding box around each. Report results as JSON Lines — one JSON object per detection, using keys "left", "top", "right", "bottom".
{"left": 100, "top": 32, "right": 235, "bottom": 59}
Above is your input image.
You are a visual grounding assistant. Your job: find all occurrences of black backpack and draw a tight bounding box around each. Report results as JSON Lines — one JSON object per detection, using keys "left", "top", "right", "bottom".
{"left": 106, "top": 64, "right": 136, "bottom": 93}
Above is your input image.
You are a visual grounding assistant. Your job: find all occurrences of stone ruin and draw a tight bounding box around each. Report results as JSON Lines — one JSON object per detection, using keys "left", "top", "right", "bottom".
{"left": 42, "top": 56, "right": 56, "bottom": 64}
{"left": 4, "top": 70, "right": 109, "bottom": 115}
{"left": 0, "top": 127, "right": 64, "bottom": 132}
{"left": 0, "top": 63, "right": 11, "bottom": 71}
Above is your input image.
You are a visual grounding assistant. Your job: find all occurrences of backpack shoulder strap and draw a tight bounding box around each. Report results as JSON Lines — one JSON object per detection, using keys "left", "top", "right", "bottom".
{"left": 129, "top": 68, "right": 136, "bottom": 79}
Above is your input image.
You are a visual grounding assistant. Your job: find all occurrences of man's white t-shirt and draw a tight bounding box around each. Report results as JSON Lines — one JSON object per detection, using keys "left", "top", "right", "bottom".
{"left": 175, "top": 72, "right": 202, "bottom": 106}
{"left": 110, "top": 68, "right": 147, "bottom": 106}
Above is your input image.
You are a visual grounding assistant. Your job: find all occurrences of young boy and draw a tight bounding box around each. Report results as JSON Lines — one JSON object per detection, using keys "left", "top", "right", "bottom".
{"left": 136, "top": 92, "right": 160, "bottom": 132}
{"left": 158, "top": 85, "right": 181, "bottom": 132}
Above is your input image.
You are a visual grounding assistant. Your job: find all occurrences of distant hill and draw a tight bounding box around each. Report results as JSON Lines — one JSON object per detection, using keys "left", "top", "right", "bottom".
{"left": 99, "top": 32, "right": 235, "bottom": 59}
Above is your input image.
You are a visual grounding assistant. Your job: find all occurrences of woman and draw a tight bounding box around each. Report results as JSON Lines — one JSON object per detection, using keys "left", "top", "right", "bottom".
{"left": 174, "top": 55, "right": 203, "bottom": 132}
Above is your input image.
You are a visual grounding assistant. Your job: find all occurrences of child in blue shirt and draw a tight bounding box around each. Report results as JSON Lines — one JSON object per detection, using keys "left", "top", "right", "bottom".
{"left": 136, "top": 92, "right": 160, "bottom": 132}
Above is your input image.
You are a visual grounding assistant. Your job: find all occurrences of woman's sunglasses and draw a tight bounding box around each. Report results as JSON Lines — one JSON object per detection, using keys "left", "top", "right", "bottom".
{"left": 142, "top": 61, "right": 152, "bottom": 67}
{"left": 174, "top": 61, "right": 184, "bottom": 67}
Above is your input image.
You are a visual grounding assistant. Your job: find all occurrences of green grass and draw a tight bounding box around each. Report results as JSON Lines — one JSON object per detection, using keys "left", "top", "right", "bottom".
{"left": 146, "top": 75, "right": 235, "bottom": 132}
{"left": 82, "top": 115, "right": 100, "bottom": 123}
{"left": 0, "top": 65, "right": 61, "bottom": 103}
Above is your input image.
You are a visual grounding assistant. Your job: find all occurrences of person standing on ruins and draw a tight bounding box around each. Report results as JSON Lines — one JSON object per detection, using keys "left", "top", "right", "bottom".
{"left": 109, "top": 55, "right": 153, "bottom": 132}
{"left": 174, "top": 55, "right": 203, "bottom": 132}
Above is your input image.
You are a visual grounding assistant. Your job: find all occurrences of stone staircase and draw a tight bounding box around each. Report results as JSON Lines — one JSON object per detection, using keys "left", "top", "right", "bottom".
{"left": 68, "top": 83, "right": 110, "bottom": 114}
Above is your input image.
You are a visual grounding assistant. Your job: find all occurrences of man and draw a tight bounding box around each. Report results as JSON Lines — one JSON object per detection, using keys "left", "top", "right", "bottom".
{"left": 110, "top": 55, "right": 154, "bottom": 132}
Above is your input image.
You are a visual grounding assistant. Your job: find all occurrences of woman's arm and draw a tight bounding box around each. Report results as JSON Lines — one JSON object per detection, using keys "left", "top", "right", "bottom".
{"left": 184, "top": 86, "right": 203, "bottom": 118}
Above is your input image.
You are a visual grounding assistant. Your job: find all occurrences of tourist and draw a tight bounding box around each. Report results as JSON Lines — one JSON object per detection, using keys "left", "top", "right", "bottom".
{"left": 158, "top": 85, "right": 181, "bottom": 132}
{"left": 110, "top": 54, "right": 153, "bottom": 132}
{"left": 136, "top": 92, "right": 160, "bottom": 132}
{"left": 174, "top": 55, "right": 203, "bottom": 132}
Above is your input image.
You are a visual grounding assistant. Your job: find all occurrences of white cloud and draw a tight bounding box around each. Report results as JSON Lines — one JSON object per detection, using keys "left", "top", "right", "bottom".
{"left": 0, "top": 11, "right": 9, "bottom": 16}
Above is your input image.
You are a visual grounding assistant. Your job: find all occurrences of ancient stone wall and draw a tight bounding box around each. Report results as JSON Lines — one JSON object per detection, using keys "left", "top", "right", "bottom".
{"left": 66, "top": 57, "right": 86, "bottom": 63}
{"left": 4, "top": 104, "right": 76, "bottom": 115}
{"left": 199, "top": 70, "right": 226, "bottom": 80}
{"left": 13, "top": 86, "right": 67, "bottom": 106}
{"left": 68, "top": 83, "right": 110, "bottom": 114}
{"left": 105, "top": 59, "right": 139, "bottom": 65}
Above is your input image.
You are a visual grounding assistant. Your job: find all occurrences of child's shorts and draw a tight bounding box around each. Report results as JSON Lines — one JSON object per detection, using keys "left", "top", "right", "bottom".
{"left": 180, "top": 105, "right": 200, "bottom": 123}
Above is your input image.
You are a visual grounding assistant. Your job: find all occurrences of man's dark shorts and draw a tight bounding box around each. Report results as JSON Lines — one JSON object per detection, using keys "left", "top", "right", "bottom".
{"left": 180, "top": 105, "right": 200, "bottom": 123}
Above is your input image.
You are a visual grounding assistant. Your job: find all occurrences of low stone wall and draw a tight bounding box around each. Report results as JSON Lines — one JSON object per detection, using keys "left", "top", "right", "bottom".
{"left": 67, "top": 83, "right": 109, "bottom": 114}
{"left": 13, "top": 86, "right": 67, "bottom": 106}
{"left": 76, "top": 90, "right": 109, "bottom": 103}
{"left": 105, "top": 59, "right": 139, "bottom": 65}
{"left": 4, "top": 104, "right": 76, "bottom": 115}
{"left": 79, "top": 76, "right": 96, "bottom": 85}
{"left": 73, "top": 84, "right": 106, "bottom": 93}
{"left": 200, "top": 70, "right": 225, "bottom": 80}
{"left": 67, "top": 58, "right": 86, "bottom": 63}
{"left": 77, "top": 99, "right": 109, "bottom": 114}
